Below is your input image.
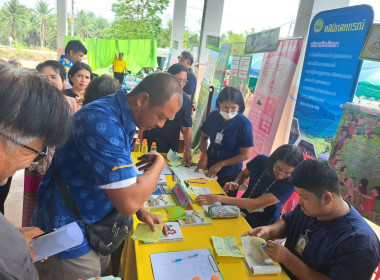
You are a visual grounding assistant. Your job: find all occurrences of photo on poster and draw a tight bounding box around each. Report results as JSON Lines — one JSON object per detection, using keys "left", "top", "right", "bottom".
{"left": 289, "top": 118, "right": 301, "bottom": 145}
{"left": 360, "top": 23, "right": 380, "bottom": 62}
{"left": 294, "top": 138, "right": 317, "bottom": 160}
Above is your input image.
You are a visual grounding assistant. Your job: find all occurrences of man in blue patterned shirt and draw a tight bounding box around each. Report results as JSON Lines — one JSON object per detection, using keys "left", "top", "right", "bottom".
{"left": 31, "top": 73, "right": 183, "bottom": 280}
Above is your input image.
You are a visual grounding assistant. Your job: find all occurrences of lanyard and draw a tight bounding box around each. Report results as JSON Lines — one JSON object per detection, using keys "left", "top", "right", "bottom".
{"left": 246, "top": 168, "right": 277, "bottom": 198}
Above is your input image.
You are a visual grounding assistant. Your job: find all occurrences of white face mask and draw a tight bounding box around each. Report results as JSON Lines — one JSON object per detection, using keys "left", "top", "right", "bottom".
{"left": 220, "top": 110, "right": 238, "bottom": 120}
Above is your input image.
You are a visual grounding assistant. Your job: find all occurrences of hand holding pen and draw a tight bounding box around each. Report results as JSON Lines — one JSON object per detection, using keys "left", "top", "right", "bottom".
{"left": 223, "top": 179, "right": 240, "bottom": 193}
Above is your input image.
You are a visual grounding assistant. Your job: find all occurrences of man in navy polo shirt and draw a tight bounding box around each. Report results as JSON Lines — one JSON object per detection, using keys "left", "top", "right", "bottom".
{"left": 31, "top": 73, "right": 183, "bottom": 280}
{"left": 243, "top": 159, "right": 380, "bottom": 280}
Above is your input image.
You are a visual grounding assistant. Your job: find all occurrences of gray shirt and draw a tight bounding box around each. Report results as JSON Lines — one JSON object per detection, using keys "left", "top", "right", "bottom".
{"left": 0, "top": 214, "right": 38, "bottom": 280}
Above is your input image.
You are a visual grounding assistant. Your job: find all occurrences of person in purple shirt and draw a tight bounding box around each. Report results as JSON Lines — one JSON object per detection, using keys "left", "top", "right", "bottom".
{"left": 243, "top": 159, "right": 380, "bottom": 280}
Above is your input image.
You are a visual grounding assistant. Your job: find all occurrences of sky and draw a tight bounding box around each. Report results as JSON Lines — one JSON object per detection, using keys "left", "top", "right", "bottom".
{"left": 0, "top": 0, "right": 379, "bottom": 37}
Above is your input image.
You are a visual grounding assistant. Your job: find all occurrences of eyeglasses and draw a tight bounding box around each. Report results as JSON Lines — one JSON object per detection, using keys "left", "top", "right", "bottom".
{"left": 0, "top": 132, "right": 48, "bottom": 162}
{"left": 273, "top": 165, "right": 292, "bottom": 178}
{"left": 176, "top": 78, "right": 188, "bottom": 84}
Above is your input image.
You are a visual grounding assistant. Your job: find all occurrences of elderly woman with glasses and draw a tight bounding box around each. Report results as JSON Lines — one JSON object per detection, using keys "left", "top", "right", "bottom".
{"left": 197, "top": 144, "right": 303, "bottom": 228}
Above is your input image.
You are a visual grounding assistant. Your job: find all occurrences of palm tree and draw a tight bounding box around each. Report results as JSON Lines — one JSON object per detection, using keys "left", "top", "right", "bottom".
{"left": 0, "top": 0, "right": 29, "bottom": 42}
{"left": 74, "top": 9, "right": 94, "bottom": 40}
{"left": 33, "top": 0, "right": 53, "bottom": 48}
{"left": 92, "top": 17, "right": 109, "bottom": 39}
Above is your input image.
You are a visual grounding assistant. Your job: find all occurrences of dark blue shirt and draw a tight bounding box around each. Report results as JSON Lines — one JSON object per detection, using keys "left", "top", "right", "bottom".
{"left": 201, "top": 110, "right": 253, "bottom": 176}
{"left": 143, "top": 91, "right": 192, "bottom": 152}
{"left": 241, "top": 155, "right": 294, "bottom": 228}
{"left": 64, "top": 88, "right": 78, "bottom": 98}
{"left": 282, "top": 204, "right": 380, "bottom": 280}
{"left": 31, "top": 88, "right": 137, "bottom": 259}
{"left": 183, "top": 71, "right": 196, "bottom": 98}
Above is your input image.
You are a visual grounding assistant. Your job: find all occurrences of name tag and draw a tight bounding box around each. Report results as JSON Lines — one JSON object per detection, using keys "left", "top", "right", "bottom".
{"left": 215, "top": 132, "right": 224, "bottom": 144}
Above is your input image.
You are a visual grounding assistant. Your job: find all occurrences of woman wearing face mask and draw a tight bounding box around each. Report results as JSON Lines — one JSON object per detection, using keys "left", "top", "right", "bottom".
{"left": 196, "top": 86, "right": 253, "bottom": 193}
{"left": 64, "top": 61, "right": 92, "bottom": 107}
{"left": 197, "top": 145, "right": 303, "bottom": 228}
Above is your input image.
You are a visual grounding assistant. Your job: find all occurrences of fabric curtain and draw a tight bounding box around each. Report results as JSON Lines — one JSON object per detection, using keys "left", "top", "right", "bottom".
{"left": 66, "top": 37, "right": 157, "bottom": 74}
{"left": 85, "top": 38, "right": 117, "bottom": 72}
{"left": 116, "top": 39, "right": 157, "bottom": 74}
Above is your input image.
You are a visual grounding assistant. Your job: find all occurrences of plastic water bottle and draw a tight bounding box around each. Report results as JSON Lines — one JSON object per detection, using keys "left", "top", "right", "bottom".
{"left": 141, "top": 139, "right": 148, "bottom": 153}
{"left": 151, "top": 142, "right": 157, "bottom": 152}
{"left": 134, "top": 139, "right": 141, "bottom": 152}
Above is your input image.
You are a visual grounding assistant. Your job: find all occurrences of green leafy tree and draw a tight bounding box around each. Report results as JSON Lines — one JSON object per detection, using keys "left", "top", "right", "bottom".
{"left": 92, "top": 17, "right": 109, "bottom": 39}
{"left": 0, "top": 0, "right": 29, "bottom": 42}
{"left": 33, "top": 0, "right": 53, "bottom": 47}
{"left": 106, "top": 0, "right": 169, "bottom": 40}
{"left": 220, "top": 30, "right": 246, "bottom": 44}
{"left": 74, "top": 9, "right": 94, "bottom": 40}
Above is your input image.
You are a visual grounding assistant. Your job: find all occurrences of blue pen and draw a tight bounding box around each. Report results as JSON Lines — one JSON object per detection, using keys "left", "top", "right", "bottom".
{"left": 234, "top": 179, "right": 239, "bottom": 183}
{"left": 262, "top": 239, "right": 284, "bottom": 248}
{"left": 173, "top": 253, "right": 199, "bottom": 263}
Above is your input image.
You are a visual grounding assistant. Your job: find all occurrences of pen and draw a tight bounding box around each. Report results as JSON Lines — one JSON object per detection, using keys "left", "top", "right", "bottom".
{"left": 173, "top": 253, "right": 199, "bottom": 263}
{"left": 234, "top": 179, "right": 239, "bottom": 183}
{"left": 262, "top": 239, "right": 284, "bottom": 248}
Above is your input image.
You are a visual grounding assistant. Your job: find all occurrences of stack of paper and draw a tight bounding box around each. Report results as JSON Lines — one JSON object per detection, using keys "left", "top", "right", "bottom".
{"left": 144, "top": 194, "right": 177, "bottom": 209}
{"left": 150, "top": 248, "right": 222, "bottom": 280}
{"left": 211, "top": 236, "right": 244, "bottom": 257}
{"left": 150, "top": 206, "right": 186, "bottom": 222}
{"left": 241, "top": 236, "right": 281, "bottom": 275}
{"left": 171, "top": 166, "right": 217, "bottom": 182}
{"left": 131, "top": 223, "right": 164, "bottom": 243}
{"left": 178, "top": 210, "right": 213, "bottom": 227}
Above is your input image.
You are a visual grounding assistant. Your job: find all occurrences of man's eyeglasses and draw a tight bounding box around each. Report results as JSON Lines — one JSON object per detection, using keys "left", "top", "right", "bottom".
{"left": 176, "top": 78, "right": 188, "bottom": 84}
{"left": 273, "top": 165, "right": 292, "bottom": 178}
{"left": 0, "top": 132, "right": 48, "bottom": 162}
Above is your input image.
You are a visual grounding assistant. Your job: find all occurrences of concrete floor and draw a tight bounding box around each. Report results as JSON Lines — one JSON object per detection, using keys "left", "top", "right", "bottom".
{"left": 4, "top": 169, "right": 24, "bottom": 227}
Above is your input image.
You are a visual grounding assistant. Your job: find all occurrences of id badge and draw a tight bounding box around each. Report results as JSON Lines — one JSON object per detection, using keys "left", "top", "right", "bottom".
{"left": 247, "top": 207, "right": 264, "bottom": 213}
{"left": 215, "top": 132, "right": 224, "bottom": 144}
{"left": 294, "top": 229, "right": 311, "bottom": 256}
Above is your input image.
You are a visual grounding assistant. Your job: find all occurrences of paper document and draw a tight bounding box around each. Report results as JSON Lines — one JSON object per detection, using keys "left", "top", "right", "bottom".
{"left": 150, "top": 248, "right": 222, "bottom": 280}
{"left": 211, "top": 236, "right": 243, "bottom": 257}
{"left": 131, "top": 223, "right": 164, "bottom": 243}
{"left": 30, "top": 222, "right": 83, "bottom": 262}
{"left": 191, "top": 186, "right": 212, "bottom": 196}
{"left": 241, "top": 236, "right": 281, "bottom": 275}
{"left": 171, "top": 166, "right": 217, "bottom": 181}
{"left": 133, "top": 164, "right": 172, "bottom": 175}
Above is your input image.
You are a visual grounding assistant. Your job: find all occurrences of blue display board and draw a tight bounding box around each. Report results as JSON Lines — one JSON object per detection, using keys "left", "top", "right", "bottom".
{"left": 292, "top": 5, "right": 374, "bottom": 158}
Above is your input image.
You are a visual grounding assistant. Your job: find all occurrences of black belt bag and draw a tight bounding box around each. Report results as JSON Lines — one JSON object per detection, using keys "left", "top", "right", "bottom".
{"left": 55, "top": 171, "right": 133, "bottom": 255}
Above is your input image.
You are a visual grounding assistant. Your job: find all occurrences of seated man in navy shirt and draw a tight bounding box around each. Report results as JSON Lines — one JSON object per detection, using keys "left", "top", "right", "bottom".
{"left": 243, "top": 159, "right": 380, "bottom": 280}
{"left": 31, "top": 73, "right": 183, "bottom": 280}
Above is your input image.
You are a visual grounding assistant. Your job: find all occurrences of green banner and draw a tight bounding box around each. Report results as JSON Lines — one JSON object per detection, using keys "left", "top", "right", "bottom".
{"left": 245, "top": 27, "right": 280, "bottom": 54}
{"left": 329, "top": 103, "right": 380, "bottom": 225}
{"left": 206, "top": 35, "right": 220, "bottom": 52}
{"left": 211, "top": 43, "right": 232, "bottom": 108}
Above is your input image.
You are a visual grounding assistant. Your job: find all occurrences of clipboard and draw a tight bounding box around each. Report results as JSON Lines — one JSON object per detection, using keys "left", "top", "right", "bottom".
{"left": 150, "top": 248, "right": 223, "bottom": 280}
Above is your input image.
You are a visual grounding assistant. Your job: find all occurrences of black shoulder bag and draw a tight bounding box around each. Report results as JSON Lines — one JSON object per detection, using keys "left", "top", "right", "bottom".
{"left": 55, "top": 171, "right": 133, "bottom": 256}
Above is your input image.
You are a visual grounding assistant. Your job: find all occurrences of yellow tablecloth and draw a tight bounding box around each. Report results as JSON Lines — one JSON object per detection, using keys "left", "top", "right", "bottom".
{"left": 121, "top": 153, "right": 290, "bottom": 280}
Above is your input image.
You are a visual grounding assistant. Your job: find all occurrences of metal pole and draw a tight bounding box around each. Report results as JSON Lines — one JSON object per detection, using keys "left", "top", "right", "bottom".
{"left": 71, "top": 0, "right": 74, "bottom": 36}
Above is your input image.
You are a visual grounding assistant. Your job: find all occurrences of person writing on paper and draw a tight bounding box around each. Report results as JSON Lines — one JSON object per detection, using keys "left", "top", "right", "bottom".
{"left": 242, "top": 159, "right": 380, "bottom": 280}
{"left": 196, "top": 86, "right": 253, "bottom": 193}
{"left": 31, "top": 73, "right": 182, "bottom": 280}
{"left": 197, "top": 145, "right": 303, "bottom": 228}
{"left": 0, "top": 64, "right": 72, "bottom": 279}
{"left": 143, "top": 63, "right": 193, "bottom": 166}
